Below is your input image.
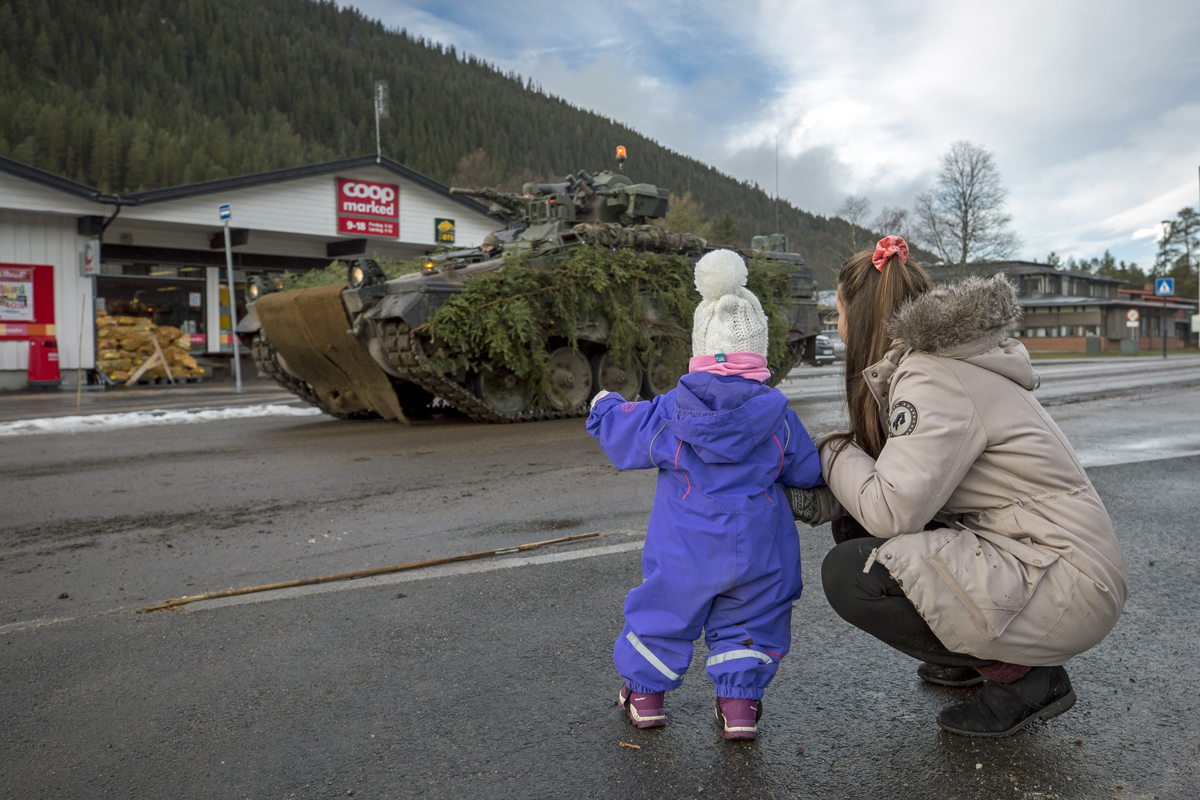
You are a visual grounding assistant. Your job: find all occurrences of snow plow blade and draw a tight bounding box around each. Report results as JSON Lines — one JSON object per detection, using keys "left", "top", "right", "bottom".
{"left": 253, "top": 284, "right": 407, "bottom": 422}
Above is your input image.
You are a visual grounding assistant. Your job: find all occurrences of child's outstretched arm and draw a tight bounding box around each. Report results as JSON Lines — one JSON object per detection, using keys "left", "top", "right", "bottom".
{"left": 777, "top": 408, "right": 824, "bottom": 489}
{"left": 586, "top": 392, "right": 671, "bottom": 471}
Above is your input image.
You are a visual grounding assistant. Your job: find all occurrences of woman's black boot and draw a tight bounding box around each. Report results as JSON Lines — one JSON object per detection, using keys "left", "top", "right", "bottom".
{"left": 917, "top": 662, "right": 985, "bottom": 687}
{"left": 936, "top": 665, "right": 1076, "bottom": 737}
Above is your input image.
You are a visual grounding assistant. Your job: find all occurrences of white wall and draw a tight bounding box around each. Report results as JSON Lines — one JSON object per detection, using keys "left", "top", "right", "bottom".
{"left": 398, "top": 183, "right": 495, "bottom": 247}
{"left": 0, "top": 209, "right": 94, "bottom": 371}
{"left": 0, "top": 175, "right": 103, "bottom": 217}
{"left": 0, "top": 341, "right": 27, "bottom": 371}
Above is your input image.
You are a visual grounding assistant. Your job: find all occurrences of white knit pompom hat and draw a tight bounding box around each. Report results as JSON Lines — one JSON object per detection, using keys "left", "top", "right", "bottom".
{"left": 691, "top": 249, "right": 770, "bottom": 358}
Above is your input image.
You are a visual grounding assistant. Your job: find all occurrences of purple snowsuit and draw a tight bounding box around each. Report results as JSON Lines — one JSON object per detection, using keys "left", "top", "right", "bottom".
{"left": 587, "top": 371, "right": 823, "bottom": 700}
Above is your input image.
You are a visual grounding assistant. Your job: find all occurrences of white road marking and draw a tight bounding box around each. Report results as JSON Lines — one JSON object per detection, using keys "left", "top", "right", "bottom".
{"left": 0, "top": 614, "right": 90, "bottom": 635}
{"left": 184, "top": 539, "right": 646, "bottom": 613}
{"left": 1075, "top": 442, "right": 1200, "bottom": 468}
{"left": 0, "top": 535, "right": 646, "bottom": 633}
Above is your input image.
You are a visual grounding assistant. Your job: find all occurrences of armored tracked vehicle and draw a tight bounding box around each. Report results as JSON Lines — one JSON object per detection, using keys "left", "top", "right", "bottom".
{"left": 239, "top": 153, "right": 821, "bottom": 423}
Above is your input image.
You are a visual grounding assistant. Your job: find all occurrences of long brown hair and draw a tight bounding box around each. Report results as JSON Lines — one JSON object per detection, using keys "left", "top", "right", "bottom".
{"left": 822, "top": 248, "right": 930, "bottom": 461}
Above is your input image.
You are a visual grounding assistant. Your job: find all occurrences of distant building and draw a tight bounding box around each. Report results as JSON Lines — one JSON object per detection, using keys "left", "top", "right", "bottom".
{"left": 992, "top": 262, "right": 1196, "bottom": 352}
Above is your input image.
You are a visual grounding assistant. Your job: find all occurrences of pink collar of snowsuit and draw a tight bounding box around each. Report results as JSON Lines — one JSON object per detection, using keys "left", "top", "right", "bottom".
{"left": 688, "top": 352, "right": 770, "bottom": 382}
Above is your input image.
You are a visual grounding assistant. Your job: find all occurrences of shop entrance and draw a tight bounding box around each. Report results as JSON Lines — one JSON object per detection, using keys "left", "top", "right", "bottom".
{"left": 95, "top": 262, "right": 210, "bottom": 383}
{"left": 97, "top": 264, "right": 209, "bottom": 344}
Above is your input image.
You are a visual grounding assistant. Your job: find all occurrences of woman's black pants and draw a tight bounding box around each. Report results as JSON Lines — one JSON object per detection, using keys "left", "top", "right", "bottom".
{"left": 821, "top": 537, "right": 991, "bottom": 668}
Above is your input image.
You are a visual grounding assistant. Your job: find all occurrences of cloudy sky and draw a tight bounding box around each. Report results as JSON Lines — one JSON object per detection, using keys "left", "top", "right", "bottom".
{"left": 347, "top": 0, "right": 1200, "bottom": 269}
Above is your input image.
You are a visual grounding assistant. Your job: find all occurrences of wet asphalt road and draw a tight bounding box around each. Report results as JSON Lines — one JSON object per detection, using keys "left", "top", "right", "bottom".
{"left": 1, "top": 358, "right": 1199, "bottom": 799}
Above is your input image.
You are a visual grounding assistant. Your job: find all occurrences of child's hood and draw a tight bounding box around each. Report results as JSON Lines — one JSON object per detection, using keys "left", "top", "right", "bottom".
{"left": 662, "top": 372, "right": 789, "bottom": 464}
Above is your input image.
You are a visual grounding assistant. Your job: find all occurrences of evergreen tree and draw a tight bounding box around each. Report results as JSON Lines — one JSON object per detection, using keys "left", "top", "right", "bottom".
{"left": 1155, "top": 208, "right": 1199, "bottom": 300}
{"left": 710, "top": 211, "right": 743, "bottom": 248}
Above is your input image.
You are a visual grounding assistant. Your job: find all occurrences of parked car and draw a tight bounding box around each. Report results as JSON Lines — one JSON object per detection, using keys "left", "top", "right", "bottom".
{"left": 811, "top": 333, "right": 835, "bottom": 365}
{"left": 822, "top": 329, "right": 845, "bottom": 361}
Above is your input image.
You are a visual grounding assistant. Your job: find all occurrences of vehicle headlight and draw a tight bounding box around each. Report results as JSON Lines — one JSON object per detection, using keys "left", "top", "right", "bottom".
{"left": 348, "top": 264, "right": 366, "bottom": 288}
{"left": 245, "top": 276, "right": 267, "bottom": 304}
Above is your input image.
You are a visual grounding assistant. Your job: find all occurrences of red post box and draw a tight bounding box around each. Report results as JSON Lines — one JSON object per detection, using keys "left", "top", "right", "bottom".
{"left": 27, "top": 337, "right": 61, "bottom": 389}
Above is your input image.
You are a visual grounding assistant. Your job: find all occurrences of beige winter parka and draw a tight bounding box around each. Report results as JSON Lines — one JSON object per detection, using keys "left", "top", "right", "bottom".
{"left": 821, "top": 275, "right": 1127, "bottom": 666}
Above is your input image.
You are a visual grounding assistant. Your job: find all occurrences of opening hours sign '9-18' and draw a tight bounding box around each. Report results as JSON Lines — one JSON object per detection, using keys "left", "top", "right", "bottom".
{"left": 336, "top": 178, "right": 399, "bottom": 238}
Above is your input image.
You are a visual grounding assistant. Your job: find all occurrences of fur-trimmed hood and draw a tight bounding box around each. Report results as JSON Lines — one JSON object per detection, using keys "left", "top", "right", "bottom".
{"left": 885, "top": 274, "right": 1035, "bottom": 390}
{"left": 888, "top": 274, "right": 1021, "bottom": 354}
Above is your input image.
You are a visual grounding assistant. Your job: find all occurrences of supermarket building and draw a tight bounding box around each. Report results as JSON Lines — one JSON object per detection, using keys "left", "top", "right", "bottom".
{"left": 0, "top": 155, "right": 496, "bottom": 389}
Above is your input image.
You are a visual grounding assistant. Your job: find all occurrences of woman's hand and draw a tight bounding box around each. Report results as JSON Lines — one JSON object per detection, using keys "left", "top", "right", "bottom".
{"left": 781, "top": 484, "right": 843, "bottom": 526}
{"left": 783, "top": 485, "right": 820, "bottom": 523}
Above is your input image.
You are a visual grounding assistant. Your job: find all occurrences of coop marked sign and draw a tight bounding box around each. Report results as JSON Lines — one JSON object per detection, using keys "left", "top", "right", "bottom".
{"left": 336, "top": 177, "right": 400, "bottom": 239}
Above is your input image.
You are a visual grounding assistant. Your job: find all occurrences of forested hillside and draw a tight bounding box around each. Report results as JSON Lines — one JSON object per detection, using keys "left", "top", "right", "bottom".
{"left": 0, "top": 0, "right": 924, "bottom": 279}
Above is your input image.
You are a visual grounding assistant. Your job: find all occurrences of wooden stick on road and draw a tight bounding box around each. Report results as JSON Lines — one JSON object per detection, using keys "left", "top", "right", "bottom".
{"left": 140, "top": 532, "right": 600, "bottom": 613}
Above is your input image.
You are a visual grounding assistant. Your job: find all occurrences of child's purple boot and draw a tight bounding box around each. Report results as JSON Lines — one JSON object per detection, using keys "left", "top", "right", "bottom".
{"left": 715, "top": 697, "right": 762, "bottom": 740}
{"left": 618, "top": 684, "right": 666, "bottom": 728}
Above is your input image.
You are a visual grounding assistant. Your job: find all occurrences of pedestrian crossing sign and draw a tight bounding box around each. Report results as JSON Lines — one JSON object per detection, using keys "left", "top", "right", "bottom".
{"left": 1155, "top": 278, "right": 1174, "bottom": 296}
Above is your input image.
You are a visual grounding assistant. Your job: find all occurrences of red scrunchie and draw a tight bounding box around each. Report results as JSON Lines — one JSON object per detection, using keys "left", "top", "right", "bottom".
{"left": 872, "top": 236, "right": 908, "bottom": 271}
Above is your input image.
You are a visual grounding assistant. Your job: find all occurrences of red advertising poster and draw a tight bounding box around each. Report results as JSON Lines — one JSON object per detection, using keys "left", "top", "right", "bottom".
{"left": 0, "top": 264, "right": 55, "bottom": 339}
{"left": 338, "top": 217, "right": 399, "bottom": 238}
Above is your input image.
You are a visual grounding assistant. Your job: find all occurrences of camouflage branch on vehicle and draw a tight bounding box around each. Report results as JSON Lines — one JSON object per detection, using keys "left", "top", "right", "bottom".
{"left": 573, "top": 223, "right": 707, "bottom": 253}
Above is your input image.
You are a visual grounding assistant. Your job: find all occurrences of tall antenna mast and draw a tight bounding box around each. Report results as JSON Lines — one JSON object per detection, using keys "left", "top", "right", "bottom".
{"left": 374, "top": 80, "right": 389, "bottom": 162}
{"left": 775, "top": 135, "right": 780, "bottom": 233}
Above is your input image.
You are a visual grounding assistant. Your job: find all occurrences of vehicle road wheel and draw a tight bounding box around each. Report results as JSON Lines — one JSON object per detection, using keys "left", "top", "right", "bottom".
{"left": 641, "top": 344, "right": 687, "bottom": 399}
{"left": 591, "top": 349, "right": 642, "bottom": 401}
{"left": 545, "top": 346, "right": 593, "bottom": 411}
{"left": 475, "top": 365, "right": 533, "bottom": 416}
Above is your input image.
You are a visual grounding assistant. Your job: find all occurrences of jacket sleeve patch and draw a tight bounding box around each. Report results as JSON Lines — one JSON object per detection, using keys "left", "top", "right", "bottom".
{"left": 888, "top": 400, "right": 918, "bottom": 437}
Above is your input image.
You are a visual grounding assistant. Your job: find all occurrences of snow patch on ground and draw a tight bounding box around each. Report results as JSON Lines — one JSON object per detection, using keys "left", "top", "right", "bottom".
{"left": 0, "top": 404, "right": 324, "bottom": 437}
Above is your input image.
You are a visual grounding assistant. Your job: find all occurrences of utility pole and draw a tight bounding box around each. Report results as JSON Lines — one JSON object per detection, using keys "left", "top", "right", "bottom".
{"left": 1163, "top": 292, "right": 1169, "bottom": 360}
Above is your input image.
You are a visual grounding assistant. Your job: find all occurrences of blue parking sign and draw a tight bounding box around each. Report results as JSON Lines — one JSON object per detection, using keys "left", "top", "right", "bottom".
{"left": 1155, "top": 278, "right": 1174, "bottom": 296}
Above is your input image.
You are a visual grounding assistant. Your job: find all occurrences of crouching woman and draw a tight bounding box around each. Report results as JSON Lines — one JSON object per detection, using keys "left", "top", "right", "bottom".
{"left": 788, "top": 238, "right": 1128, "bottom": 737}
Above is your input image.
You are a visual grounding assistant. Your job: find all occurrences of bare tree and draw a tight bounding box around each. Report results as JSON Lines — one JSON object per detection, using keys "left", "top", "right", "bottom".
{"left": 871, "top": 206, "right": 912, "bottom": 241}
{"left": 913, "top": 141, "right": 1019, "bottom": 268}
{"left": 837, "top": 195, "right": 872, "bottom": 255}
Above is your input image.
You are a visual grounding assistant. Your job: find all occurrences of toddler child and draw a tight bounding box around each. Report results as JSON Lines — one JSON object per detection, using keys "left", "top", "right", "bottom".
{"left": 587, "top": 249, "right": 823, "bottom": 740}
